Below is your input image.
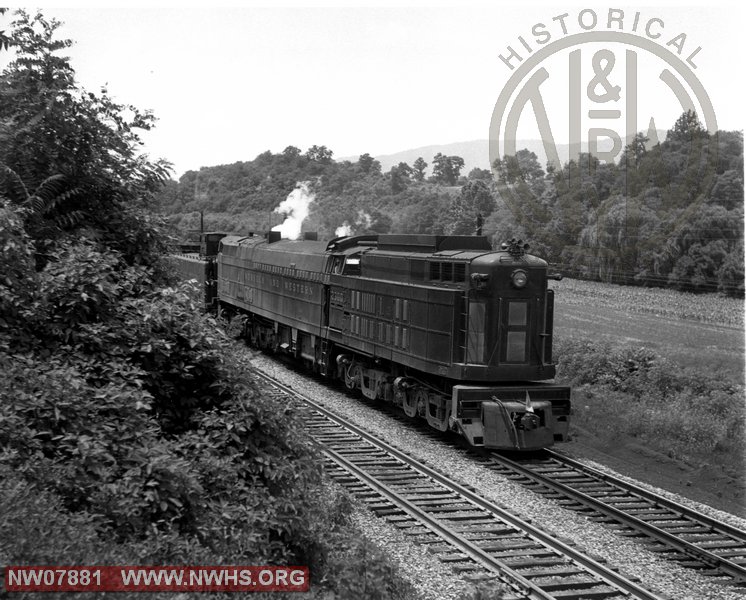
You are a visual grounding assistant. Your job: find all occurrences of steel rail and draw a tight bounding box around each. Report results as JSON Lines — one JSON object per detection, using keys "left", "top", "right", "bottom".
{"left": 257, "top": 371, "right": 663, "bottom": 600}
{"left": 490, "top": 451, "right": 746, "bottom": 583}
{"left": 322, "top": 448, "right": 556, "bottom": 600}
{"left": 547, "top": 449, "right": 746, "bottom": 542}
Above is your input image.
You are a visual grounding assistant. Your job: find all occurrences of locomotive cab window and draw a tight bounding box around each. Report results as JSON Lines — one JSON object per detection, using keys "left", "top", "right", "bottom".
{"left": 503, "top": 300, "right": 529, "bottom": 363}
{"left": 441, "top": 262, "right": 453, "bottom": 281}
{"left": 343, "top": 254, "right": 361, "bottom": 275}
{"left": 454, "top": 263, "right": 466, "bottom": 282}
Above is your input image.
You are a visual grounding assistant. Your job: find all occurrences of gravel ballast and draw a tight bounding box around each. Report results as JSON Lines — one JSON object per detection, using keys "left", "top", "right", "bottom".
{"left": 347, "top": 495, "right": 477, "bottom": 600}
{"left": 252, "top": 354, "right": 745, "bottom": 600}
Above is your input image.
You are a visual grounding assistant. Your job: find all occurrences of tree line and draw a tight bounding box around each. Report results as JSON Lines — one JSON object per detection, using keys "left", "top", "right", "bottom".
{"left": 159, "top": 145, "right": 495, "bottom": 240}
{"left": 491, "top": 113, "right": 743, "bottom": 296}
{"left": 160, "top": 114, "right": 743, "bottom": 296}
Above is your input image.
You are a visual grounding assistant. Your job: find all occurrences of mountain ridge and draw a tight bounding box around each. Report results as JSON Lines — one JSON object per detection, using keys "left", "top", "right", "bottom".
{"left": 342, "top": 133, "right": 668, "bottom": 175}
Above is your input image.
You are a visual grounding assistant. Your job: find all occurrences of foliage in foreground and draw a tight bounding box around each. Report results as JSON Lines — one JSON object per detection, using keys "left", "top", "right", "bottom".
{"left": 0, "top": 10, "right": 415, "bottom": 596}
{"left": 0, "top": 206, "right": 414, "bottom": 597}
{"left": 555, "top": 338, "right": 744, "bottom": 465}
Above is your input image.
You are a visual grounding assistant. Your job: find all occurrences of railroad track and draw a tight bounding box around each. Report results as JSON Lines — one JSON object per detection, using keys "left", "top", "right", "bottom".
{"left": 331, "top": 377, "right": 746, "bottom": 584}
{"left": 484, "top": 450, "right": 746, "bottom": 585}
{"left": 257, "top": 372, "right": 662, "bottom": 600}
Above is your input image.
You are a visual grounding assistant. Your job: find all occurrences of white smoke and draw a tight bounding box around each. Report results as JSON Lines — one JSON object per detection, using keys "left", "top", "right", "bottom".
{"left": 334, "top": 210, "right": 373, "bottom": 237}
{"left": 356, "top": 210, "right": 372, "bottom": 229}
{"left": 335, "top": 222, "right": 354, "bottom": 237}
{"left": 271, "top": 182, "right": 314, "bottom": 240}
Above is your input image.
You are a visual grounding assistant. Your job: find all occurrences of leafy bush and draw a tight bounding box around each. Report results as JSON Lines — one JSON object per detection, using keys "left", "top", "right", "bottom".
{"left": 0, "top": 211, "right": 415, "bottom": 595}
{"left": 1, "top": 11, "right": 417, "bottom": 595}
{"left": 556, "top": 337, "right": 745, "bottom": 461}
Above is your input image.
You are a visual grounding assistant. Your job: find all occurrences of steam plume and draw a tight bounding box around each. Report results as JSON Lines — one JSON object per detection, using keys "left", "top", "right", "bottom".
{"left": 271, "top": 182, "right": 314, "bottom": 240}
{"left": 334, "top": 210, "right": 373, "bottom": 237}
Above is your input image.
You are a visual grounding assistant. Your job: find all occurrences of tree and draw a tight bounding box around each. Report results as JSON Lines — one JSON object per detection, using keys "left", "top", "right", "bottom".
{"left": 305, "top": 145, "right": 334, "bottom": 163}
{"left": 667, "top": 110, "right": 707, "bottom": 144}
{"left": 1, "top": 11, "right": 169, "bottom": 193}
{"left": 365, "top": 209, "right": 392, "bottom": 234}
{"left": 494, "top": 149, "right": 544, "bottom": 185}
{"left": 412, "top": 157, "right": 427, "bottom": 182}
{"left": 0, "top": 8, "right": 10, "bottom": 50}
{"left": 717, "top": 240, "right": 744, "bottom": 297}
{"left": 621, "top": 132, "right": 649, "bottom": 168}
{"left": 0, "top": 10, "right": 171, "bottom": 269}
{"left": 389, "top": 162, "right": 412, "bottom": 193}
{"left": 357, "top": 153, "right": 381, "bottom": 176}
{"left": 709, "top": 169, "right": 743, "bottom": 210}
{"left": 468, "top": 167, "right": 492, "bottom": 181}
{"left": 431, "top": 153, "right": 465, "bottom": 185}
{"left": 444, "top": 180, "right": 495, "bottom": 235}
{"left": 282, "top": 145, "right": 301, "bottom": 159}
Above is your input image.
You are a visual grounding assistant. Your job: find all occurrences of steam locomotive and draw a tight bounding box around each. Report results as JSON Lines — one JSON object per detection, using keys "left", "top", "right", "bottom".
{"left": 172, "top": 231, "right": 570, "bottom": 451}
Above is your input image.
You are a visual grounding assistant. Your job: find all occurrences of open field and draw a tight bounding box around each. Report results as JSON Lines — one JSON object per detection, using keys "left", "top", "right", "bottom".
{"left": 550, "top": 279, "right": 744, "bottom": 515}
{"left": 552, "top": 278, "right": 744, "bottom": 327}
{"left": 552, "top": 279, "right": 745, "bottom": 383}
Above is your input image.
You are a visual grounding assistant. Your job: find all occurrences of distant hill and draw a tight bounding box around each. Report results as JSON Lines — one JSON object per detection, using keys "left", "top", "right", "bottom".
{"left": 367, "top": 140, "right": 492, "bottom": 176}
{"left": 344, "top": 132, "right": 669, "bottom": 175}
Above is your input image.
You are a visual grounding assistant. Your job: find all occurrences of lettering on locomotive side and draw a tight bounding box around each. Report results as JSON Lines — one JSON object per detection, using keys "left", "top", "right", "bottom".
{"left": 330, "top": 289, "right": 345, "bottom": 307}
{"left": 283, "top": 280, "right": 314, "bottom": 297}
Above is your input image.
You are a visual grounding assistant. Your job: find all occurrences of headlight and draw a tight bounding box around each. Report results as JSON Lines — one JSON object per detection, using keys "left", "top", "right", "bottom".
{"left": 511, "top": 269, "right": 528, "bottom": 288}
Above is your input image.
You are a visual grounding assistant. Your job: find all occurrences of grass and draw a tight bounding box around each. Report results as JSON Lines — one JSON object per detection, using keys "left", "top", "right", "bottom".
{"left": 554, "top": 337, "right": 745, "bottom": 468}
{"left": 552, "top": 277, "right": 744, "bottom": 327}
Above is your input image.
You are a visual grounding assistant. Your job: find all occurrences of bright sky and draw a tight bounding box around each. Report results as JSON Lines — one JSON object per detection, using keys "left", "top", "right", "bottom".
{"left": 2, "top": 3, "right": 744, "bottom": 177}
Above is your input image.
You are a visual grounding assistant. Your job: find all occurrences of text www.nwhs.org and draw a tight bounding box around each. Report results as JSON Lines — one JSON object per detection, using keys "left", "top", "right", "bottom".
{"left": 5, "top": 566, "right": 310, "bottom": 592}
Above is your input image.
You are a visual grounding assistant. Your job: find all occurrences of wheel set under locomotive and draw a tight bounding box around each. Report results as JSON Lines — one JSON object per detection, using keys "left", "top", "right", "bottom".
{"left": 173, "top": 231, "right": 571, "bottom": 451}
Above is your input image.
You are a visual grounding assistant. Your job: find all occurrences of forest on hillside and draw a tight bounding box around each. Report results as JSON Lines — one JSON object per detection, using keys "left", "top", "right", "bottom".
{"left": 159, "top": 114, "right": 744, "bottom": 297}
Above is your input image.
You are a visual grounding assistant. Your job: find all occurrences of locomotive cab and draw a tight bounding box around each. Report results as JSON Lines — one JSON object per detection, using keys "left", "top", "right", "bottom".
{"left": 454, "top": 239, "right": 570, "bottom": 450}
{"left": 464, "top": 239, "right": 555, "bottom": 375}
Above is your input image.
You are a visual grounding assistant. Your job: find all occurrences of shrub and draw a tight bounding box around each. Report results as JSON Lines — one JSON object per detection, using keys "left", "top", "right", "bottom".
{"left": 556, "top": 337, "right": 745, "bottom": 461}
{"left": 1, "top": 247, "right": 418, "bottom": 599}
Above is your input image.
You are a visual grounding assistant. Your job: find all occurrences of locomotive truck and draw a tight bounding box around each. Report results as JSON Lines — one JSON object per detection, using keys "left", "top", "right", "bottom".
{"left": 172, "top": 231, "right": 570, "bottom": 451}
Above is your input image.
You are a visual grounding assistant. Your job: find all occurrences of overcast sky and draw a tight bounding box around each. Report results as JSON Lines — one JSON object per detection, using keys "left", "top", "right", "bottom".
{"left": 2, "top": 3, "right": 744, "bottom": 177}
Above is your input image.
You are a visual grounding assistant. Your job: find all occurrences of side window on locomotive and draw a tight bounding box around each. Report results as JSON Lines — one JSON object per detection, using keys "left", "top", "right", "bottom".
{"left": 441, "top": 262, "right": 453, "bottom": 281}
{"left": 343, "top": 253, "right": 361, "bottom": 276}
{"left": 505, "top": 301, "right": 529, "bottom": 362}
{"left": 454, "top": 263, "right": 466, "bottom": 282}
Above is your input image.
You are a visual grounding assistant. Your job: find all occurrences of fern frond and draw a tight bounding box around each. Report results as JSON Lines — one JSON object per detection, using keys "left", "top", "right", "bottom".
{"left": 30, "top": 186, "right": 81, "bottom": 216}
{"left": 55, "top": 209, "right": 88, "bottom": 230}
{"left": 24, "top": 174, "right": 69, "bottom": 214}
{"left": 0, "top": 163, "right": 30, "bottom": 203}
